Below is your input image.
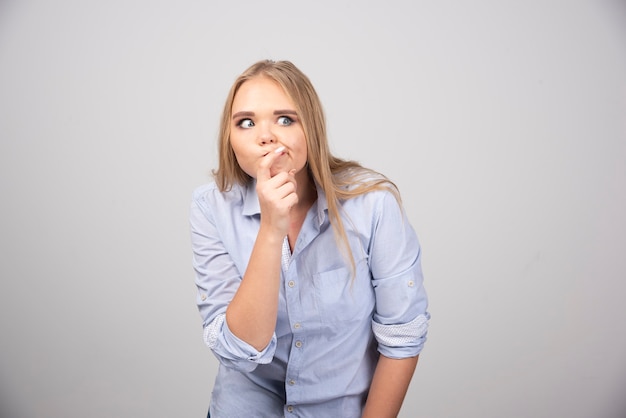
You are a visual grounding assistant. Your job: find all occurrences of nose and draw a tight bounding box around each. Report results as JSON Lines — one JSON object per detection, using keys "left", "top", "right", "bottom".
{"left": 259, "top": 132, "right": 276, "bottom": 145}
{"left": 258, "top": 122, "right": 276, "bottom": 145}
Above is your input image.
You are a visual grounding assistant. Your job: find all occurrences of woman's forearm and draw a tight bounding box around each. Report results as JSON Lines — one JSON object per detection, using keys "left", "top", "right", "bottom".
{"left": 225, "top": 226, "right": 283, "bottom": 351}
{"left": 362, "top": 354, "right": 419, "bottom": 418}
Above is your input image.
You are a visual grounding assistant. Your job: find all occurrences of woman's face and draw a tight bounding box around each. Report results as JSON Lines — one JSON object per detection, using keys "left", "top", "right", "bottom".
{"left": 230, "top": 76, "right": 308, "bottom": 179}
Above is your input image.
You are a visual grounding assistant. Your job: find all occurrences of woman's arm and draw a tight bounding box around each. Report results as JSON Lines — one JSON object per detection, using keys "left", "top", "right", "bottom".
{"left": 225, "top": 153, "right": 298, "bottom": 351}
{"left": 362, "top": 354, "right": 419, "bottom": 418}
{"left": 225, "top": 225, "right": 284, "bottom": 351}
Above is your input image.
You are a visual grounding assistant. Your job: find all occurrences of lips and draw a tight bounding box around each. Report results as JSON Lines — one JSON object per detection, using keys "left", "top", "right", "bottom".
{"left": 263, "top": 146, "right": 286, "bottom": 157}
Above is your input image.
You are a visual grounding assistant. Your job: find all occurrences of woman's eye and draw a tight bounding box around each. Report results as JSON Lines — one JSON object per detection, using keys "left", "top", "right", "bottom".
{"left": 238, "top": 119, "right": 254, "bottom": 128}
{"left": 277, "top": 116, "right": 293, "bottom": 126}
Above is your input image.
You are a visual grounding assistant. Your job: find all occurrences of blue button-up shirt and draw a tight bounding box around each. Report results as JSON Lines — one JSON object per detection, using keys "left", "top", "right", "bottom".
{"left": 190, "top": 179, "right": 429, "bottom": 418}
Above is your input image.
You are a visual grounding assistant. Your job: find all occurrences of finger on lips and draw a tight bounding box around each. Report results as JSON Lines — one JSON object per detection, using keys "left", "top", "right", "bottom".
{"left": 258, "top": 146, "right": 287, "bottom": 181}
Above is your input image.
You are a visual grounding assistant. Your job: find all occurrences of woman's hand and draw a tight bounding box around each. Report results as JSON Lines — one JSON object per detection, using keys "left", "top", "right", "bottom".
{"left": 256, "top": 147, "right": 298, "bottom": 237}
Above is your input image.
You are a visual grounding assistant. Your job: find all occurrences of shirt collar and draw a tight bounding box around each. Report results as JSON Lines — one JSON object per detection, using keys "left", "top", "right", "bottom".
{"left": 242, "top": 179, "right": 329, "bottom": 228}
{"left": 314, "top": 182, "right": 328, "bottom": 227}
{"left": 242, "top": 180, "right": 261, "bottom": 216}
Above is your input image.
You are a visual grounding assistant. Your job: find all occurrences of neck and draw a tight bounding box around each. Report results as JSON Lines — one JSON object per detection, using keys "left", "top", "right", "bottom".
{"left": 294, "top": 169, "right": 317, "bottom": 211}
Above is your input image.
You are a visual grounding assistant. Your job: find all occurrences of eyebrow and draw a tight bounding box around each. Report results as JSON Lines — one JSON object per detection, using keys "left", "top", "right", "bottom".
{"left": 274, "top": 109, "right": 298, "bottom": 116}
{"left": 232, "top": 109, "right": 298, "bottom": 119}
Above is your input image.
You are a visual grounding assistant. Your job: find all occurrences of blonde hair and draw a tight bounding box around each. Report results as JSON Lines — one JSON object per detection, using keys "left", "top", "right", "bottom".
{"left": 213, "top": 60, "right": 400, "bottom": 270}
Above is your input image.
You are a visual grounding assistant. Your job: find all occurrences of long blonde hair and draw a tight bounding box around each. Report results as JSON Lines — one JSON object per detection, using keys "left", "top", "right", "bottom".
{"left": 213, "top": 60, "right": 400, "bottom": 270}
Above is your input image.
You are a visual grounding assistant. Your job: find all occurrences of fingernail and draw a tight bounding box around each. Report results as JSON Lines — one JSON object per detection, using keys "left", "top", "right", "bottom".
{"left": 274, "top": 146, "right": 286, "bottom": 154}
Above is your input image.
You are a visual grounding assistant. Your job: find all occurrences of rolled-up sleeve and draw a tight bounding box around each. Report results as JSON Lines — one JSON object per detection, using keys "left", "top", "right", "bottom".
{"left": 204, "top": 314, "right": 276, "bottom": 372}
{"left": 369, "top": 191, "right": 430, "bottom": 358}
{"left": 190, "top": 185, "right": 276, "bottom": 371}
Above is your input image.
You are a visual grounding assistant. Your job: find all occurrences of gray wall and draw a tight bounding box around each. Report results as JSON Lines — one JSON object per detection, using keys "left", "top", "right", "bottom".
{"left": 1, "top": 1, "right": 625, "bottom": 417}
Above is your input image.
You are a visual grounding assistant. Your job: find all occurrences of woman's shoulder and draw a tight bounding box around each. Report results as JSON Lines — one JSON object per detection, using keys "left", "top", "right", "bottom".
{"left": 334, "top": 166, "right": 400, "bottom": 201}
{"left": 192, "top": 181, "right": 219, "bottom": 196}
{"left": 192, "top": 181, "right": 246, "bottom": 208}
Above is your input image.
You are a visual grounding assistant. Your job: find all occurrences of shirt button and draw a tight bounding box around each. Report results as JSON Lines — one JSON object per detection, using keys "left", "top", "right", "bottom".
{"left": 408, "top": 280, "right": 414, "bottom": 287}
{"left": 293, "top": 323, "right": 301, "bottom": 329}
{"left": 287, "top": 405, "right": 294, "bottom": 413}
{"left": 288, "top": 379, "right": 296, "bottom": 385}
{"left": 200, "top": 294, "right": 207, "bottom": 301}
{"left": 288, "top": 280, "right": 295, "bottom": 288}
{"left": 295, "top": 340, "right": 303, "bottom": 348}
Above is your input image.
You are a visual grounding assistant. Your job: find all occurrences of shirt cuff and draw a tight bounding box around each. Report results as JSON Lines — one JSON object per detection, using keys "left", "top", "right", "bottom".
{"left": 204, "top": 313, "right": 277, "bottom": 372}
{"left": 372, "top": 312, "right": 430, "bottom": 358}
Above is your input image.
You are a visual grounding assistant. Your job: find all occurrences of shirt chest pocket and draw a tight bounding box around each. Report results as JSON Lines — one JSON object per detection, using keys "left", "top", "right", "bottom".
{"left": 312, "top": 267, "right": 375, "bottom": 325}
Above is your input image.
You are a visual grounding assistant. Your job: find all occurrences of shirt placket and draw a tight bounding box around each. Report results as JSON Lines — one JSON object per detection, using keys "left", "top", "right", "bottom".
{"left": 282, "top": 203, "right": 326, "bottom": 415}
{"left": 282, "top": 236, "right": 305, "bottom": 414}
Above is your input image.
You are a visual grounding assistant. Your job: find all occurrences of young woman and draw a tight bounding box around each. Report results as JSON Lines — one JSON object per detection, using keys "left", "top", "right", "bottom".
{"left": 190, "top": 60, "right": 430, "bottom": 417}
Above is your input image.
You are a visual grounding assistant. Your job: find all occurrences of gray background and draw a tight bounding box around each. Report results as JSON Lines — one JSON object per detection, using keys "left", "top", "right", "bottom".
{"left": 1, "top": 1, "right": 625, "bottom": 417}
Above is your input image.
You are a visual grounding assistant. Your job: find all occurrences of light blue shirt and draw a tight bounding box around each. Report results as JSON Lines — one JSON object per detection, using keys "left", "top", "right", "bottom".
{"left": 190, "top": 179, "right": 429, "bottom": 418}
